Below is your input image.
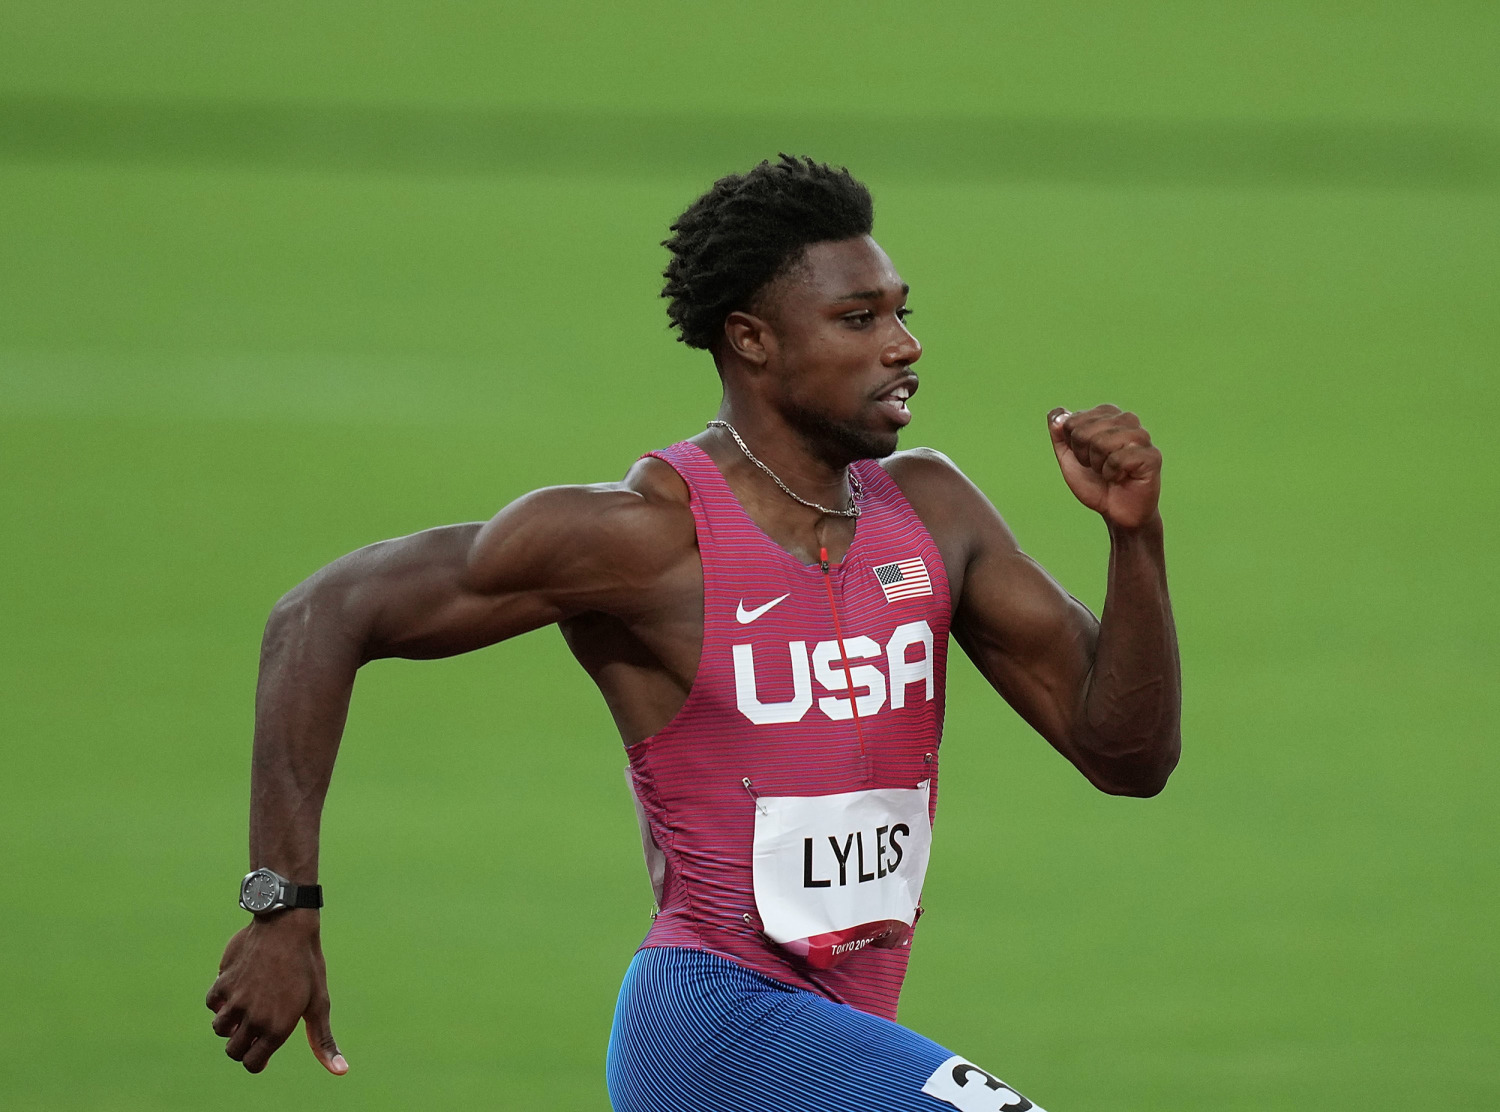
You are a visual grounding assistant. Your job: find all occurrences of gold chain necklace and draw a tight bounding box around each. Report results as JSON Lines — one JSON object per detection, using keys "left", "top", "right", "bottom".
{"left": 707, "top": 420, "right": 862, "bottom": 518}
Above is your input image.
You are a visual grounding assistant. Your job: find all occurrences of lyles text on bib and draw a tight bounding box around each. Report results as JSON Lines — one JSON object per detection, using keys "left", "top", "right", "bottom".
{"left": 751, "top": 782, "right": 932, "bottom": 969}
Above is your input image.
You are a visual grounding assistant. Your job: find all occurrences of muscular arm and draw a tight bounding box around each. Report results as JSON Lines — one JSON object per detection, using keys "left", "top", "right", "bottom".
{"left": 953, "top": 507, "right": 1179, "bottom": 796}
{"left": 209, "top": 476, "right": 691, "bottom": 1074}
{"left": 898, "top": 406, "right": 1180, "bottom": 796}
{"left": 249, "top": 491, "right": 631, "bottom": 883}
{"left": 244, "top": 528, "right": 517, "bottom": 892}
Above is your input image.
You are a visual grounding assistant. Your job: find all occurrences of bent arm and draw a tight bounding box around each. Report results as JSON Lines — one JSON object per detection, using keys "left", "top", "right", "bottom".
{"left": 214, "top": 522, "right": 529, "bottom": 1073}
{"left": 249, "top": 482, "right": 667, "bottom": 880}
{"left": 942, "top": 469, "right": 1180, "bottom": 796}
{"left": 249, "top": 519, "right": 561, "bottom": 881}
{"left": 209, "top": 481, "right": 683, "bottom": 1074}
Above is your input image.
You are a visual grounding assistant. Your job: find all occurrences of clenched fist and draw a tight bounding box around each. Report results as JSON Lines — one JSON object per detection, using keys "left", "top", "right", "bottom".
{"left": 1048, "top": 405, "right": 1162, "bottom": 529}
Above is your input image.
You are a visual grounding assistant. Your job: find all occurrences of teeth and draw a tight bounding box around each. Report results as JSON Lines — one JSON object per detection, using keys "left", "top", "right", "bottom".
{"left": 887, "top": 387, "right": 910, "bottom": 401}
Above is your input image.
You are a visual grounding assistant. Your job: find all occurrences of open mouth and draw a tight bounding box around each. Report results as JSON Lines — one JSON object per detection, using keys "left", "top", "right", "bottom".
{"left": 876, "top": 377, "right": 918, "bottom": 423}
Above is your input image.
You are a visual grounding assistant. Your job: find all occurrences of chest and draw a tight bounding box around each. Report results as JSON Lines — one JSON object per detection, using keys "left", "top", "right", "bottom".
{"left": 700, "top": 536, "right": 947, "bottom": 733}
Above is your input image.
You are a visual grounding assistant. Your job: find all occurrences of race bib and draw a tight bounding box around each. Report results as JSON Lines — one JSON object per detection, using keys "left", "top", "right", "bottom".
{"left": 751, "top": 782, "right": 932, "bottom": 969}
{"left": 921, "top": 1056, "right": 1043, "bottom": 1112}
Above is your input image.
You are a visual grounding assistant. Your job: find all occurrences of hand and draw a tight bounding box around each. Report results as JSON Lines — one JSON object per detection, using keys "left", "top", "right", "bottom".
{"left": 206, "top": 910, "right": 347, "bottom": 1075}
{"left": 1048, "top": 405, "right": 1162, "bottom": 529}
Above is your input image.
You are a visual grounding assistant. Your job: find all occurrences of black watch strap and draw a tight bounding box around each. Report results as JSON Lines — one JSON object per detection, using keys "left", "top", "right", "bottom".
{"left": 289, "top": 883, "right": 324, "bottom": 909}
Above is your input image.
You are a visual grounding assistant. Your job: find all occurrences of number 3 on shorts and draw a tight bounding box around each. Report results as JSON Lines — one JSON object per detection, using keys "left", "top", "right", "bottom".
{"left": 922, "top": 1055, "right": 1044, "bottom": 1112}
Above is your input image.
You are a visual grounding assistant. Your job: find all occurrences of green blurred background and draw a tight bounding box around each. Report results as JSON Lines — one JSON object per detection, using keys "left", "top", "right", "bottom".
{"left": 2, "top": 3, "right": 1495, "bottom": 1108}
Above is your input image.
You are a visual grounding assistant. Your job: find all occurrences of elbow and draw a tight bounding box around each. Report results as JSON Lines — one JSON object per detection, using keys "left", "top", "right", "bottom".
{"left": 1105, "top": 769, "right": 1171, "bottom": 798}
{"left": 1085, "top": 731, "right": 1180, "bottom": 798}
{"left": 264, "top": 585, "right": 307, "bottom": 641}
{"left": 260, "top": 583, "right": 317, "bottom": 663}
{"left": 262, "top": 571, "right": 369, "bottom": 661}
{"left": 265, "top": 578, "right": 326, "bottom": 637}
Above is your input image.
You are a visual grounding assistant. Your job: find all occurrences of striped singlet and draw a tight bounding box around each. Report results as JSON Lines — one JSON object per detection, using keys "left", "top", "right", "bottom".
{"left": 608, "top": 443, "right": 1046, "bottom": 1112}
{"left": 627, "top": 440, "right": 952, "bottom": 1018}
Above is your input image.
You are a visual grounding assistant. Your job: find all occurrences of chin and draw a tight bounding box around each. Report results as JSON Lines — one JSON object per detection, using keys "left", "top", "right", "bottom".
{"left": 863, "top": 429, "right": 901, "bottom": 460}
{"left": 787, "top": 405, "right": 898, "bottom": 463}
{"left": 841, "top": 416, "right": 902, "bottom": 461}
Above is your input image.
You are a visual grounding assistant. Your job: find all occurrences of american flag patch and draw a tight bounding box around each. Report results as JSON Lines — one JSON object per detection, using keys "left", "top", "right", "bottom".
{"left": 872, "top": 557, "right": 932, "bottom": 602}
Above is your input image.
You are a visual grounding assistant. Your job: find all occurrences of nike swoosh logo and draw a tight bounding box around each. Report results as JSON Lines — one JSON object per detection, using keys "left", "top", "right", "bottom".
{"left": 736, "top": 593, "right": 790, "bottom": 624}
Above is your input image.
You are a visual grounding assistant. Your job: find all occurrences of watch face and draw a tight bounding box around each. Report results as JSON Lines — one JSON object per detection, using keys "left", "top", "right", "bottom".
{"left": 242, "top": 871, "right": 280, "bottom": 912}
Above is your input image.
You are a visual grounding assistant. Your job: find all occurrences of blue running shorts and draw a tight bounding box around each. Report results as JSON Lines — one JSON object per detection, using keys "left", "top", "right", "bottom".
{"left": 606, "top": 946, "right": 1043, "bottom": 1112}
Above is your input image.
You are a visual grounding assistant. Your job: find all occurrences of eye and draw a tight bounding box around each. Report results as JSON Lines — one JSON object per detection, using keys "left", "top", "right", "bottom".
{"left": 841, "top": 310, "right": 875, "bottom": 327}
{"left": 896, "top": 307, "right": 914, "bottom": 322}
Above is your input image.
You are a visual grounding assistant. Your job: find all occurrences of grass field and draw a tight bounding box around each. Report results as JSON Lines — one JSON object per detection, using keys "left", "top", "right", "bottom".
{"left": 2, "top": 4, "right": 1496, "bottom": 1109}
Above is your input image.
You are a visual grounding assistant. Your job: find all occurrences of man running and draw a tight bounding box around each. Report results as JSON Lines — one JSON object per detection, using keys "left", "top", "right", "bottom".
{"left": 207, "top": 155, "right": 1180, "bottom": 1111}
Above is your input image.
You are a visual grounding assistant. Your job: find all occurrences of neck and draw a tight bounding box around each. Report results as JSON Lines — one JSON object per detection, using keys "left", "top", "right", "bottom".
{"left": 711, "top": 404, "right": 855, "bottom": 503}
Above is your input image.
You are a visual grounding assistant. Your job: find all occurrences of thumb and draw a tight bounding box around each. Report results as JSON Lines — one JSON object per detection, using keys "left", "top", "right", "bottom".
{"left": 305, "top": 996, "right": 348, "bottom": 1075}
{"left": 1047, "top": 408, "right": 1072, "bottom": 458}
{"left": 1047, "top": 407, "right": 1103, "bottom": 510}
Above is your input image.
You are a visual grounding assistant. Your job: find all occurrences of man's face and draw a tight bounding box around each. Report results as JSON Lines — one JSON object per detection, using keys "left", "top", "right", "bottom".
{"left": 756, "top": 236, "right": 922, "bottom": 463}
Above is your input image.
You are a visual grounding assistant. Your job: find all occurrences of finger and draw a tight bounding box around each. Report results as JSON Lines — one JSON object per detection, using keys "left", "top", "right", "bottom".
{"left": 1100, "top": 444, "right": 1162, "bottom": 484}
{"left": 240, "top": 1026, "right": 290, "bottom": 1074}
{"left": 1065, "top": 402, "right": 1124, "bottom": 427}
{"left": 1058, "top": 410, "right": 1117, "bottom": 469}
{"left": 1072, "top": 426, "right": 1152, "bottom": 473}
{"left": 1061, "top": 409, "right": 1146, "bottom": 457}
{"left": 206, "top": 978, "right": 227, "bottom": 1012}
{"left": 212, "top": 1003, "right": 242, "bottom": 1039}
{"left": 304, "top": 995, "right": 348, "bottom": 1075}
{"left": 1065, "top": 407, "right": 1137, "bottom": 441}
{"left": 224, "top": 1020, "right": 258, "bottom": 1062}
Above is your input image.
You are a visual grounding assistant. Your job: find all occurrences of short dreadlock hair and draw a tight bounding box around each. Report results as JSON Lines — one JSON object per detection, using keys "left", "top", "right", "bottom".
{"left": 661, "top": 155, "right": 874, "bottom": 351}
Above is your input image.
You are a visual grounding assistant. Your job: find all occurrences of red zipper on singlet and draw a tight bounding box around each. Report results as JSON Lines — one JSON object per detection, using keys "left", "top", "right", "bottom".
{"left": 820, "top": 546, "right": 873, "bottom": 778}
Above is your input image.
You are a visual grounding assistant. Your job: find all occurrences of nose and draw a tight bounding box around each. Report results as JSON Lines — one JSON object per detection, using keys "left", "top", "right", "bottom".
{"left": 886, "top": 319, "right": 922, "bottom": 366}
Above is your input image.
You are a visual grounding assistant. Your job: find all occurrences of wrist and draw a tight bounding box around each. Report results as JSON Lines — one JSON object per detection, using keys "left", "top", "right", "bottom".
{"left": 251, "top": 906, "right": 321, "bottom": 932}
{"left": 1106, "top": 510, "right": 1163, "bottom": 542}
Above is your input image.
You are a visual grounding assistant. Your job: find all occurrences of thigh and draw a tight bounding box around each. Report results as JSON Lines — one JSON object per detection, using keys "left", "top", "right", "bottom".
{"left": 607, "top": 948, "right": 1044, "bottom": 1112}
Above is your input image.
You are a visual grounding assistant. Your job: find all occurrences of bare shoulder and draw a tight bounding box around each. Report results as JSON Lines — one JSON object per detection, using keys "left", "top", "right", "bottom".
{"left": 878, "top": 448, "right": 1026, "bottom": 602}
{"left": 881, "top": 447, "right": 1014, "bottom": 539}
{"left": 467, "top": 455, "right": 696, "bottom": 595}
{"left": 880, "top": 446, "right": 966, "bottom": 501}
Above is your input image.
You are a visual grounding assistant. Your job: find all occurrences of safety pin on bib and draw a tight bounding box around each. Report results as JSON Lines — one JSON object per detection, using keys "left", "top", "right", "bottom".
{"left": 742, "top": 777, "right": 769, "bottom": 816}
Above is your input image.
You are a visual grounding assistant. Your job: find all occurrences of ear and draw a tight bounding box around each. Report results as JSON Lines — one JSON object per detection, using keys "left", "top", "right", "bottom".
{"left": 722, "top": 310, "right": 775, "bottom": 367}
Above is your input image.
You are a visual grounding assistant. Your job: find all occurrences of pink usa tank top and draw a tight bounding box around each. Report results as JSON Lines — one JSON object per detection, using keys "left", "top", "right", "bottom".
{"left": 627, "top": 441, "right": 952, "bottom": 1021}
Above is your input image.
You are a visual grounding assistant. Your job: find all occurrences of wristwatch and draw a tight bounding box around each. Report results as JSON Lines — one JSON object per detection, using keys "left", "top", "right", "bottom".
{"left": 239, "top": 867, "right": 323, "bottom": 914}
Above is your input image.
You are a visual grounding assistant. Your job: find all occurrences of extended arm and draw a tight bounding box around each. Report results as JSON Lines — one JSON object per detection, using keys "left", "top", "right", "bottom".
{"left": 207, "top": 480, "right": 686, "bottom": 1074}
{"left": 941, "top": 405, "right": 1180, "bottom": 795}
